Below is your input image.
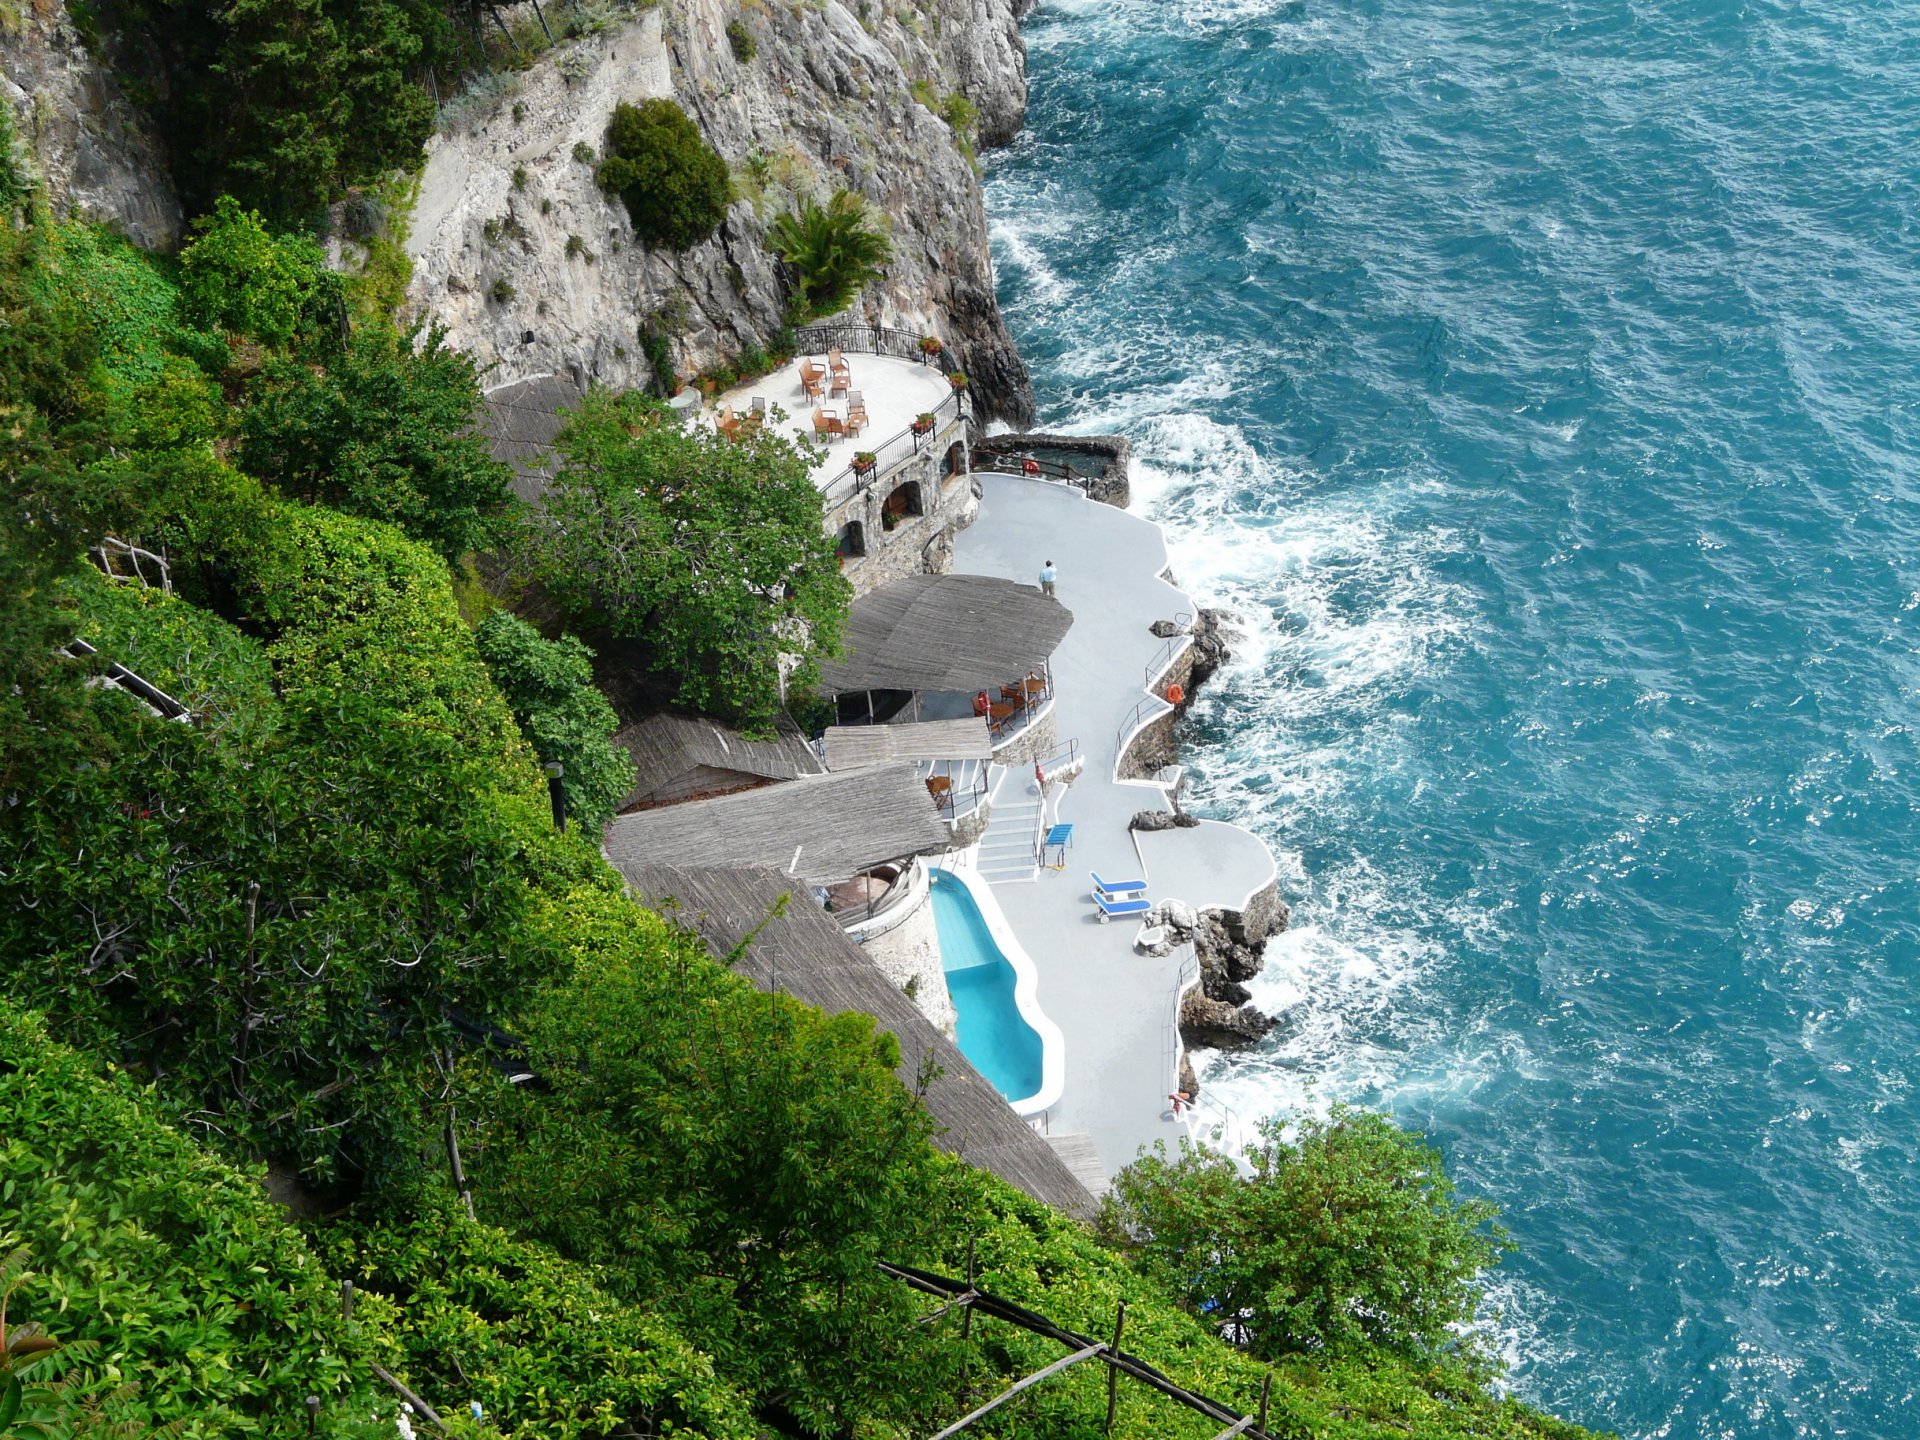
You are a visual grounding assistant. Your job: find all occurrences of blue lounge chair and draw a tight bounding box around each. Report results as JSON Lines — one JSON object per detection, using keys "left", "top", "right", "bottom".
{"left": 1091, "top": 871, "right": 1148, "bottom": 898}
{"left": 1094, "top": 890, "right": 1153, "bottom": 923}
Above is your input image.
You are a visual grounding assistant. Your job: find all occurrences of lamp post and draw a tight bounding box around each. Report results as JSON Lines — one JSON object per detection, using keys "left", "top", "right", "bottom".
{"left": 543, "top": 761, "right": 566, "bottom": 832}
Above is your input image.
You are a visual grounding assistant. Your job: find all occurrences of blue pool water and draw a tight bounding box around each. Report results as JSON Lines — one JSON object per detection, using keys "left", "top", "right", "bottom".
{"left": 929, "top": 872, "right": 1045, "bottom": 1104}
{"left": 985, "top": 3, "right": 1920, "bottom": 1437}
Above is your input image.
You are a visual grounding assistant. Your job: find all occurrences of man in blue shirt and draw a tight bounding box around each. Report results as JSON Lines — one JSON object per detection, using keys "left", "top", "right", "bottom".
{"left": 1039, "top": 559, "right": 1057, "bottom": 598}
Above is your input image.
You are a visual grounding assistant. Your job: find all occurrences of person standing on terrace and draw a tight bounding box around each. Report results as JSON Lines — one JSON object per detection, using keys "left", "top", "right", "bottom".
{"left": 1039, "top": 559, "right": 1058, "bottom": 598}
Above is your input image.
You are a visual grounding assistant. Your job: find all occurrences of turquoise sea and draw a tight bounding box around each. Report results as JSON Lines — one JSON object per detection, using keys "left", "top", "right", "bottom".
{"left": 982, "top": 2, "right": 1920, "bottom": 1436}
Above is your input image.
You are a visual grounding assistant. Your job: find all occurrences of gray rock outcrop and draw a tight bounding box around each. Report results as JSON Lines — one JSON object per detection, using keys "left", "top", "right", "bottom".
{"left": 402, "top": 0, "right": 1034, "bottom": 422}
{"left": 0, "top": 3, "right": 181, "bottom": 248}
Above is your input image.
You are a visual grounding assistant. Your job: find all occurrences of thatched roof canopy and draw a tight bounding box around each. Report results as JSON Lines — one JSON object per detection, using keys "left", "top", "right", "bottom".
{"left": 602, "top": 765, "right": 948, "bottom": 885}
{"left": 821, "top": 717, "right": 993, "bottom": 772}
{"left": 615, "top": 713, "right": 821, "bottom": 810}
{"left": 625, "top": 863, "right": 1097, "bottom": 1218}
{"left": 816, "top": 574, "right": 1073, "bottom": 696}
{"left": 479, "top": 373, "right": 582, "bottom": 502}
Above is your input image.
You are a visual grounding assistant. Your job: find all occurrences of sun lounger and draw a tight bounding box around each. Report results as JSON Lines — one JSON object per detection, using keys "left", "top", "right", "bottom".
{"left": 1091, "top": 872, "right": 1147, "bottom": 898}
{"left": 1094, "top": 891, "right": 1152, "bottom": 923}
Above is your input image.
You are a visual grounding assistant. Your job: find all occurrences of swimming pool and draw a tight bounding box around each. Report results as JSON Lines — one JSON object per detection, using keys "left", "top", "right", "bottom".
{"left": 928, "top": 869, "right": 1064, "bottom": 1116}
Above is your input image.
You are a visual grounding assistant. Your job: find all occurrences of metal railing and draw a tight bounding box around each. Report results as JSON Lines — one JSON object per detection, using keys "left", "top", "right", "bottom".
{"left": 818, "top": 385, "right": 972, "bottom": 508}
{"left": 1112, "top": 694, "right": 1165, "bottom": 771}
{"left": 1143, "top": 625, "right": 1193, "bottom": 690}
{"left": 791, "top": 322, "right": 958, "bottom": 373}
{"left": 973, "top": 453, "right": 1098, "bottom": 490}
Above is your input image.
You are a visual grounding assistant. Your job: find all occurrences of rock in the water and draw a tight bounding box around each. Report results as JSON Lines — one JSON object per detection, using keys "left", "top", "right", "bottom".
{"left": 1180, "top": 992, "right": 1276, "bottom": 1050}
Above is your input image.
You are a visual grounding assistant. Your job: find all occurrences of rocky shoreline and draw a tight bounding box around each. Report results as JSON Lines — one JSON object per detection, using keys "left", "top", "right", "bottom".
{"left": 990, "top": 435, "right": 1290, "bottom": 1065}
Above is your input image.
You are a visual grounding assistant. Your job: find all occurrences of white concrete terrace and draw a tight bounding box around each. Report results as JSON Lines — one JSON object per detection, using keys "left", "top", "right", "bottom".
{"left": 706, "top": 352, "right": 956, "bottom": 496}
{"left": 947, "top": 475, "right": 1278, "bottom": 1183}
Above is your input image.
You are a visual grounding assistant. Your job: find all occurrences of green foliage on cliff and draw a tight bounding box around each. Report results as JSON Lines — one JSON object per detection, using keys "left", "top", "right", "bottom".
{"left": 1102, "top": 1108, "right": 1512, "bottom": 1368}
{"left": 467, "top": 891, "right": 965, "bottom": 1434}
{"left": 473, "top": 611, "right": 636, "bottom": 833}
{"left": 127, "top": 0, "right": 453, "bottom": 223}
{"left": 314, "top": 1199, "right": 757, "bottom": 1440}
{"left": 177, "top": 197, "right": 337, "bottom": 349}
{"left": 0, "top": 1000, "right": 383, "bottom": 1437}
{"left": 595, "top": 99, "right": 732, "bottom": 251}
{"left": 238, "top": 319, "right": 515, "bottom": 560}
{"left": 525, "top": 388, "right": 850, "bottom": 728}
{"left": 767, "top": 189, "right": 892, "bottom": 321}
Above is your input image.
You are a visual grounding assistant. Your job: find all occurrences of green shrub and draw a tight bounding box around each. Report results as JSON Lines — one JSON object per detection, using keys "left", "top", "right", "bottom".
{"left": 176, "top": 197, "right": 336, "bottom": 349}
{"left": 490, "top": 276, "right": 516, "bottom": 302}
{"left": 572, "top": 139, "right": 596, "bottom": 164}
{"left": 238, "top": 319, "right": 515, "bottom": 561}
{"left": 594, "top": 99, "right": 730, "bottom": 251}
{"left": 313, "top": 1200, "right": 755, "bottom": 1440}
{"left": 0, "top": 999, "right": 384, "bottom": 1437}
{"left": 1102, "top": 1107, "right": 1512, "bottom": 1368}
{"left": 473, "top": 612, "right": 636, "bottom": 834}
{"left": 766, "top": 189, "right": 891, "bottom": 321}
{"left": 726, "top": 16, "right": 756, "bottom": 61}
{"left": 469, "top": 891, "right": 962, "bottom": 1435}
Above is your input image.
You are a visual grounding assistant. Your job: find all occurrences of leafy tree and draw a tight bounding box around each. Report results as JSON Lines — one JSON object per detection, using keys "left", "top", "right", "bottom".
{"left": 766, "top": 190, "right": 891, "bottom": 321}
{"left": 144, "top": 0, "right": 454, "bottom": 221}
{"left": 595, "top": 99, "right": 731, "bottom": 251}
{"left": 0, "top": 499, "right": 580, "bottom": 1178}
{"left": 239, "top": 320, "right": 515, "bottom": 559}
{"left": 474, "top": 612, "right": 636, "bottom": 834}
{"left": 469, "top": 891, "right": 964, "bottom": 1435}
{"left": 524, "top": 389, "right": 850, "bottom": 728}
{"left": 313, "top": 1198, "right": 757, "bottom": 1440}
{"left": 0, "top": 1001, "right": 385, "bottom": 1437}
{"left": 176, "top": 198, "right": 336, "bottom": 349}
{"left": 1101, "top": 1106, "right": 1511, "bottom": 1367}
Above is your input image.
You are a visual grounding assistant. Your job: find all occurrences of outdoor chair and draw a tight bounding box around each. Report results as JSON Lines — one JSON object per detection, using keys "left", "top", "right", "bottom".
{"left": 1094, "top": 890, "right": 1153, "bottom": 923}
{"left": 751, "top": 396, "right": 768, "bottom": 415}
{"left": 925, "top": 775, "right": 953, "bottom": 812}
{"left": 1091, "top": 872, "right": 1147, "bottom": 898}
{"left": 812, "top": 408, "right": 842, "bottom": 440}
{"left": 843, "top": 408, "right": 867, "bottom": 437}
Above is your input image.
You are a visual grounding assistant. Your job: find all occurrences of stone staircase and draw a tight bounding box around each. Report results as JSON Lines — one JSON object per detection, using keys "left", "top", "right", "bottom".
{"left": 975, "top": 769, "right": 1044, "bottom": 884}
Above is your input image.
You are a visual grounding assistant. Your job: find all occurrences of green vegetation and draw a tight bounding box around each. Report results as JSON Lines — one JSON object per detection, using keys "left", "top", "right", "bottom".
{"left": 238, "top": 320, "right": 516, "bottom": 560}
{"left": 177, "top": 197, "right": 336, "bottom": 349}
{"left": 474, "top": 612, "right": 637, "bottom": 833}
{"left": 0, "top": 68, "right": 1598, "bottom": 1440}
{"left": 0, "top": 1001, "right": 381, "bottom": 1437}
{"left": 1103, "top": 1108, "right": 1511, "bottom": 1367}
{"left": 524, "top": 388, "right": 851, "bottom": 726}
{"left": 726, "top": 15, "right": 756, "bottom": 61}
{"left": 767, "top": 189, "right": 892, "bottom": 321}
{"left": 595, "top": 99, "right": 731, "bottom": 251}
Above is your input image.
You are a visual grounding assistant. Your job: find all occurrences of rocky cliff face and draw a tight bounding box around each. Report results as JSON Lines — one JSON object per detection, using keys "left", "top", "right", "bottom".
{"left": 401, "top": 0, "right": 1034, "bottom": 423}
{"left": 0, "top": 0, "right": 181, "bottom": 248}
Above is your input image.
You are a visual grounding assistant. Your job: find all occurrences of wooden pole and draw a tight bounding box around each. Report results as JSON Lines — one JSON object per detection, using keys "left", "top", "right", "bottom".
{"left": 445, "top": 1109, "right": 475, "bottom": 1220}
{"left": 340, "top": 1278, "right": 354, "bottom": 1321}
{"left": 369, "top": 1362, "right": 449, "bottom": 1435}
{"left": 1204, "top": 1416, "right": 1256, "bottom": 1440}
{"left": 1103, "top": 1301, "right": 1127, "bottom": 1434}
{"left": 1257, "top": 1371, "right": 1272, "bottom": 1433}
{"left": 926, "top": 1343, "right": 1106, "bottom": 1440}
{"left": 528, "top": 0, "right": 552, "bottom": 42}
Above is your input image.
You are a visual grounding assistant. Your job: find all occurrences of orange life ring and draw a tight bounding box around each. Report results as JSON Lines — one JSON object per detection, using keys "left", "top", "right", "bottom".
{"left": 1166, "top": 683, "right": 1185, "bottom": 707}
{"left": 1022, "top": 457, "right": 1040, "bottom": 476}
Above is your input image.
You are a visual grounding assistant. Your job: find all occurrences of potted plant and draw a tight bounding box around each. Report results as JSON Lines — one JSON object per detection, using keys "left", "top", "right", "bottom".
{"left": 911, "top": 411, "right": 935, "bottom": 436}
{"left": 851, "top": 450, "right": 878, "bottom": 476}
{"left": 947, "top": 371, "right": 968, "bottom": 391}
{"left": 919, "top": 335, "right": 944, "bottom": 361}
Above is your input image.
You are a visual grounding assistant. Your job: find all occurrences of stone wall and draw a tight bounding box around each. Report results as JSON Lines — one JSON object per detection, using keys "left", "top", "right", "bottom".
{"left": 858, "top": 890, "right": 956, "bottom": 1037}
{"left": 0, "top": 0, "right": 181, "bottom": 248}
{"left": 404, "top": 0, "right": 1034, "bottom": 424}
{"left": 834, "top": 429, "right": 978, "bottom": 594}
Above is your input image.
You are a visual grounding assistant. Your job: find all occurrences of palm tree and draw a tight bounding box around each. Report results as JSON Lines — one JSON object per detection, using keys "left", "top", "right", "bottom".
{"left": 767, "top": 191, "right": 892, "bottom": 321}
